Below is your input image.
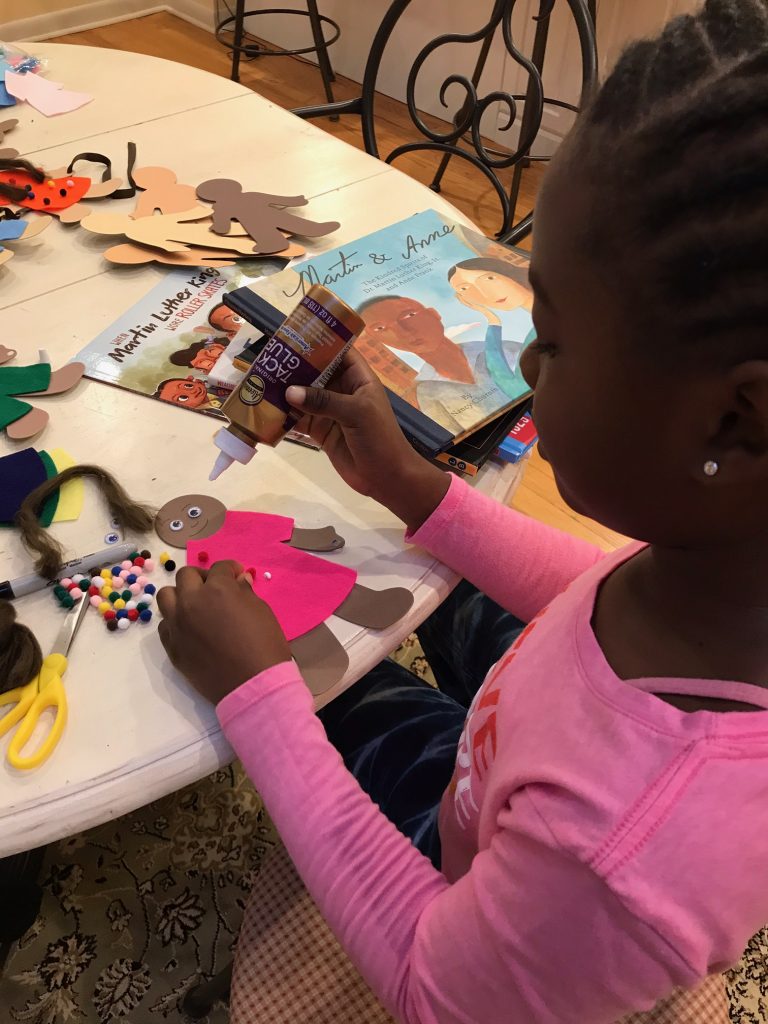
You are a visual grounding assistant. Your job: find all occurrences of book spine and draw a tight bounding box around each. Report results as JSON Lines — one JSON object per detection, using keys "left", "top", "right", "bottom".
{"left": 386, "top": 389, "right": 454, "bottom": 458}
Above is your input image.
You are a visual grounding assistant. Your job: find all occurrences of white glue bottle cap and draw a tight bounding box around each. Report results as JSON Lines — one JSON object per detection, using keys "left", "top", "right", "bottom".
{"left": 209, "top": 426, "right": 257, "bottom": 481}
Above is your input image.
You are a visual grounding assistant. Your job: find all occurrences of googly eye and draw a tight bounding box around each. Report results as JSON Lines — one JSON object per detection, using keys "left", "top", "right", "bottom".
{"left": 169, "top": 519, "right": 184, "bottom": 532}
{"left": 110, "top": 517, "right": 120, "bottom": 529}
{"left": 187, "top": 506, "right": 202, "bottom": 519}
{"left": 104, "top": 532, "right": 120, "bottom": 545}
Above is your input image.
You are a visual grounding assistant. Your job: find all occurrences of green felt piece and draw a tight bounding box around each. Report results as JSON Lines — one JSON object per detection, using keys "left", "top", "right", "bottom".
{"left": 38, "top": 450, "right": 59, "bottom": 528}
{"left": 0, "top": 364, "right": 51, "bottom": 397}
{"left": 0, "top": 393, "right": 33, "bottom": 431}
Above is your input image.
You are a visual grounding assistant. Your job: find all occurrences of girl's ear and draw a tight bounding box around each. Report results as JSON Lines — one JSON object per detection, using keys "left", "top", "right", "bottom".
{"left": 705, "top": 361, "right": 768, "bottom": 483}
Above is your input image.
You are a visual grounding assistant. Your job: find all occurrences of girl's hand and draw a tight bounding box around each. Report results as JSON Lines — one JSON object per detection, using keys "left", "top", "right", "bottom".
{"left": 286, "top": 350, "right": 450, "bottom": 532}
{"left": 157, "top": 561, "right": 291, "bottom": 705}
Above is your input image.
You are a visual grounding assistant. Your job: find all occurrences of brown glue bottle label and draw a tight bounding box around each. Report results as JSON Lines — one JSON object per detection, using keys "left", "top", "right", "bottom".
{"left": 239, "top": 294, "right": 353, "bottom": 415}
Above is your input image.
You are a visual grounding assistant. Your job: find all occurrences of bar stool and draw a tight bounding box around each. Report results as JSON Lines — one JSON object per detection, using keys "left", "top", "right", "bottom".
{"left": 216, "top": 0, "right": 340, "bottom": 106}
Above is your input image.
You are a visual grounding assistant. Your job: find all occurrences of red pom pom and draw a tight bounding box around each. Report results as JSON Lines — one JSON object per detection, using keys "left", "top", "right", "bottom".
{"left": 68, "top": 583, "right": 80, "bottom": 593}
{"left": 88, "top": 585, "right": 100, "bottom": 596}
{"left": 133, "top": 556, "right": 145, "bottom": 567}
{"left": 127, "top": 609, "right": 139, "bottom": 622}
{"left": 104, "top": 609, "right": 117, "bottom": 621}
{"left": 198, "top": 551, "right": 208, "bottom": 563}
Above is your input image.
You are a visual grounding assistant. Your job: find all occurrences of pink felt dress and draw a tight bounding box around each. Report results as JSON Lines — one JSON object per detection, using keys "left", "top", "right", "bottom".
{"left": 186, "top": 511, "right": 356, "bottom": 641}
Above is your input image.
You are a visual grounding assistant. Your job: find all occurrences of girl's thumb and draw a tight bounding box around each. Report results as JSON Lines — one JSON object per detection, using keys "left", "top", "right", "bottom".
{"left": 286, "top": 385, "right": 358, "bottom": 426}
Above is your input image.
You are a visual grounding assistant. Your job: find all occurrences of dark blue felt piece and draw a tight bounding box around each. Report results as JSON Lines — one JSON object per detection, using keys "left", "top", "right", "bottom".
{"left": 0, "top": 447, "right": 48, "bottom": 523}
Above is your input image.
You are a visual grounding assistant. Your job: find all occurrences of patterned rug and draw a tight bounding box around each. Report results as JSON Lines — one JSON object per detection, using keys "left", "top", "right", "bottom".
{"left": 0, "top": 638, "right": 765, "bottom": 1023}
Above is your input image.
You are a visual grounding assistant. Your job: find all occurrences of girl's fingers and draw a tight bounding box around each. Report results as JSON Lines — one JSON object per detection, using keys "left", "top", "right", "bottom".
{"left": 156, "top": 585, "right": 177, "bottom": 620}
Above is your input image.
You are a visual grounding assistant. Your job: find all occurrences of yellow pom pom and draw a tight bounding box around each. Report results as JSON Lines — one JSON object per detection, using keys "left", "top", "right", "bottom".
{"left": 100, "top": 569, "right": 112, "bottom": 580}
{"left": 159, "top": 551, "right": 170, "bottom": 565}
{"left": 101, "top": 586, "right": 111, "bottom": 598}
{"left": 113, "top": 598, "right": 126, "bottom": 610}
{"left": 98, "top": 601, "right": 111, "bottom": 615}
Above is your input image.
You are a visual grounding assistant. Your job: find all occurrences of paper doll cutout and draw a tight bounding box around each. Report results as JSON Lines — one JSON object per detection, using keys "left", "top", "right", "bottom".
{"left": 0, "top": 345, "right": 17, "bottom": 365}
{"left": 80, "top": 208, "right": 306, "bottom": 259}
{"left": 103, "top": 242, "right": 239, "bottom": 269}
{"left": 0, "top": 160, "right": 124, "bottom": 224}
{"left": 0, "top": 118, "right": 19, "bottom": 160}
{"left": 155, "top": 494, "right": 413, "bottom": 695}
{"left": 196, "top": 180, "right": 340, "bottom": 254}
{"left": 0, "top": 357, "right": 85, "bottom": 440}
{"left": 132, "top": 166, "right": 199, "bottom": 218}
{"left": 0, "top": 212, "right": 50, "bottom": 265}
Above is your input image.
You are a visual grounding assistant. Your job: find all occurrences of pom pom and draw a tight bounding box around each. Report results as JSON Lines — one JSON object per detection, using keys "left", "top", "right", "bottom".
{"left": 111, "top": 566, "right": 122, "bottom": 577}
{"left": 121, "top": 560, "right": 132, "bottom": 570}
{"left": 126, "top": 600, "right": 137, "bottom": 610}
{"left": 143, "top": 583, "right": 157, "bottom": 595}
{"left": 109, "top": 591, "right": 120, "bottom": 603}
{"left": 111, "top": 577, "right": 123, "bottom": 591}
{"left": 128, "top": 551, "right": 140, "bottom": 561}
{"left": 143, "top": 559, "right": 155, "bottom": 573}
{"left": 139, "top": 593, "right": 153, "bottom": 606}
{"left": 100, "top": 569, "right": 112, "bottom": 581}
{"left": 121, "top": 589, "right": 131, "bottom": 601}
{"left": 104, "top": 609, "right": 116, "bottom": 621}
{"left": 60, "top": 578, "right": 72, "bottom": 588}
{"left": 79, "top": 579, "right": 91, "bottom": 592}
{"left": 137, "top": 601, "right": 148, "bottom": 612}
{"left": 126, "top": 573, "right": 137, "bottom": 585}
{"left": 197, "top": 551, "right": 208, "bottom": 563}
{"left": 116, "top": 609, "right": 128, "bottom": 619}
{"left": 164, "top": 559, "right": 176, "bottom": 572}
{"left": 101, "top": 586, "right": 112, "bottom": 599}
{"left": 89, "top": 595, "right": 102, "bottom": 607}
{"left": 72, "top": 574, "right": 84, "bottom": 584}
{"left": 140, "top": 549, "right": 151, "bottom": 559}
{"left": 127, "top": 609, "right": 139, "bottom": 622}
{"left": 87, "top": 585, "right": 100, "bottom": 597}
{"left": 117, "top": 618, "right": 130, "bottom": 630}
{"left": 159, "top": 551, "right": 170, "bottom": 564}
{"left": 53, "top": 585, "right": 66, "bottom": 598}
{"left": 107, "top": 619, "right": 118, "bottom": 632}
{"left": 113, "top": 598, "right": 126, "bottom": 610}
{"left": 98, "top": 601, "right": 111, "bottom": 614}
{"left": 61, "top": 595, "right": 74, "bottom": 608}
{"left": 133, "top": 556, "right": 145, "bottom": 568}
{"left": 129, "top": 583, "right": 141, "bottom": 596}
{"left": 139, "top": 609, "right": 152, "bottom": 623}
{"left": 71, "top": 589, "right": 83, "bottom": 601}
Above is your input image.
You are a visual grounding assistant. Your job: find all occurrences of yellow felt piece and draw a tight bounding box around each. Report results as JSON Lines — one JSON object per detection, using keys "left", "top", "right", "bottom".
{"left": 49, "top": 448, "right": 84, "bottom": 522}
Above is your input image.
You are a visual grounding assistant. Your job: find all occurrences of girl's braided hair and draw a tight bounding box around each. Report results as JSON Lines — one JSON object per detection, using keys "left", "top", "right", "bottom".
{"left": 563, "top": 0, "right": 768, "bottom": 359}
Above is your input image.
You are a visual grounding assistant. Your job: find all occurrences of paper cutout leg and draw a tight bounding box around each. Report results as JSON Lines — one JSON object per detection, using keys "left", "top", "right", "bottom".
{"left": 6, "top": 406, "right": 48, "bottom": 440}
{"left": 289, "top": 623, "right": 349, "bottom": 697}
{"left": 288, "top": 526, "right": 345, "bottom": 552}
{"left": 104, "top": 243, "right": 239, "bottom": 269}
{"left": 0, "top": 346, "right": 16, "bottom": 365}
{"left": 17, "top": 362, "right": 84, "bottom": 397}
{"left": 334, "top": 584, "right": 414, "bottom": 630}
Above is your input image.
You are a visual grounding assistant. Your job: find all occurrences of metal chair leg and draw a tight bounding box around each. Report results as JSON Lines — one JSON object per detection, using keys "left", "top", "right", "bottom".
{"left": 182, "top": 960, "right": 234, "bottom": 1019}
{"left": 230, "top": 0, "right": 246, "bottom": 82}
{"left": 306, "top": 0, "right": 338, "bottom": 119}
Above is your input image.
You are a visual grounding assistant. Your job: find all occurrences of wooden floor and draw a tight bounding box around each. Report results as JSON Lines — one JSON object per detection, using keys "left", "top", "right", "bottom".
{"left": 59, "top": 12, "right": 625, "bottom": 551}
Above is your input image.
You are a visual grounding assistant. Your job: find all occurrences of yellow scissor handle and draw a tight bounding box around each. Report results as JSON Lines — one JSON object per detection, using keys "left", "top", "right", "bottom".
{"left": 0, "top": 677, "right": 39, "bottom": 740}
{"left": 7, "top": 653, "right": 69, "bottom": 770}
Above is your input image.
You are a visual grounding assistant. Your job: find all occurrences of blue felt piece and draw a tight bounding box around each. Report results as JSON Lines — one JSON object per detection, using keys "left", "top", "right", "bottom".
{"left": 0, "top": 447, "right": 48, "bottom": 523}
{"left": 0, "top": 220, "right": 26, "bottom": 242}
{"left": 0, "top": 63, "right": 16, "bottom": 107}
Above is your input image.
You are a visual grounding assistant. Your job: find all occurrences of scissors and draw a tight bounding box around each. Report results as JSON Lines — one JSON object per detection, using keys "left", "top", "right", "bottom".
{"left": 0, "top": 596, "right": 88, "bottom": 770}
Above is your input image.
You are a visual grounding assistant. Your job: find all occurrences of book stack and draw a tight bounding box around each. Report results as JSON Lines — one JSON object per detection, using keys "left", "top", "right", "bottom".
{"left": 220, "top": 210, "right": 537, "bottom": 477}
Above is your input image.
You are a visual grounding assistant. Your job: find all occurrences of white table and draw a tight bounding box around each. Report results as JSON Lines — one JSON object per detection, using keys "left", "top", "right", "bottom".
{"left": 0, "top": 44, "right": 522, "bottom": 858}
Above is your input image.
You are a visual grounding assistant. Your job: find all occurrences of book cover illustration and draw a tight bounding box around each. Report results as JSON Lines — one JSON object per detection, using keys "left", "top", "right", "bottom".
{"left": 243, "top": 209, "right": 536, "bottom": 441}
{"left": 74, "top": 265, "right": 278, "bottom": 418}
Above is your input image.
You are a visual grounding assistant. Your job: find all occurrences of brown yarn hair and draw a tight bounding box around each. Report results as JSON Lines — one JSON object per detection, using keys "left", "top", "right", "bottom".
{"left": 16, "top": 466, "right": 155, "bottom": 578}
{"left": 0, "top": 601, "right": 43, "bottom": 696}
{"left": 0, "top": 157, "right": 45, "bottom": 203}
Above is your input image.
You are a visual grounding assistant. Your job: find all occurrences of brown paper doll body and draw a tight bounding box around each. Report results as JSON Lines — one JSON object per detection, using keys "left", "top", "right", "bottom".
{"left": 196, "top": 179, "right": 340, "bottom": 254}
{"left": 81, "top": 208, "right": 305, "bottom": 259}
{"left": 155, "top": 495, "right": 413, "bottom": 695}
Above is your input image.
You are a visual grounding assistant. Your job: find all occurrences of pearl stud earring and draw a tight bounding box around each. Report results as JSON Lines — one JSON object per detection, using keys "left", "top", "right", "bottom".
{"left": 703, "top": 460, "right": 719, "bottom": 477}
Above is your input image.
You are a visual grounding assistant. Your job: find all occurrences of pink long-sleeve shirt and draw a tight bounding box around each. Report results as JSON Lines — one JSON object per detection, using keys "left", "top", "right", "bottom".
{"left": 218, "top": 475, "right": 768, "bottom": 1024}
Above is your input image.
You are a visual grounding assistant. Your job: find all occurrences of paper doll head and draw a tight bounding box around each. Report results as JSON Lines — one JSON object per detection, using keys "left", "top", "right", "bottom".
{"left": 155, "top": 494, "right": 227, "bottom": 548}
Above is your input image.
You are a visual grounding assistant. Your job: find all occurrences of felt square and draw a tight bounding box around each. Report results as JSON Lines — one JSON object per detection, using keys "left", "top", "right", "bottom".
{"left": 38, "top": 450, "right": 59, "bottom": 527}
{"left": 0, "top": 447, "right": 47, "bottom": 522}
{"left": 0, "top": 364, "right": 51, "bottom": 397}
{"left": 186, "top": 511, "right": 357, "bottom": 641}
{"left": 0, "top": 393, "right": 33, "bottom": 431}
{"left": 50, "top": 448, "right": 83, "bottom": 522}
{"left": 0, "top": 219, "right": 26, "bottom": 242}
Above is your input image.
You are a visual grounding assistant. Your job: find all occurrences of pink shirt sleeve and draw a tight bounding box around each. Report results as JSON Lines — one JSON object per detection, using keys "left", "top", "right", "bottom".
{"left": 219, "top": 667, "right": 692, "bottom": 1024}
{"left": 407, "top": 475, "right": 605, "bottom": 622}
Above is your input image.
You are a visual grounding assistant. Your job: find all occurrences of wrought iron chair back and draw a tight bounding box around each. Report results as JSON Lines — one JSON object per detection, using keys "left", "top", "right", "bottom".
{"left": 294, "top": 0, "right": 598, "bottom": 245}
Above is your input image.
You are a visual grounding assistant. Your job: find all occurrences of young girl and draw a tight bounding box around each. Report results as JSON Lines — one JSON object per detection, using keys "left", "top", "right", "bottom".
{"left": 157, "top": 3, "right": 768, "bottom": 1020}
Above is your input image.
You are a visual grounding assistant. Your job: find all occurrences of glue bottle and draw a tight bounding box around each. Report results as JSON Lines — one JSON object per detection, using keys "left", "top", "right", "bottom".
{"left": 209, "top": 284, "right": 366, "bottom": 480}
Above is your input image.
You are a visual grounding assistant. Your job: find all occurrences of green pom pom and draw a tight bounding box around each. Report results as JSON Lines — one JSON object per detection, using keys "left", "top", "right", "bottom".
{"left": 109, "top": 591, "right": 120, "bottom": 602}
{"left": 79, "top": 579, "right": 90, "bottom": 592}
{"left": 136, "top": 601, "right": 148, "bottom": 612}
{"left": 61, "top": 595, "right": 75, "bottom": 609}
{"left": 53, "top": 585, "right": 66, "bottom": 598}
{"left": 121, "top": 589, "right": 132, "bottom": 601}
{"left": 129, "top": 551, "right": 140, "bottom": 561}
